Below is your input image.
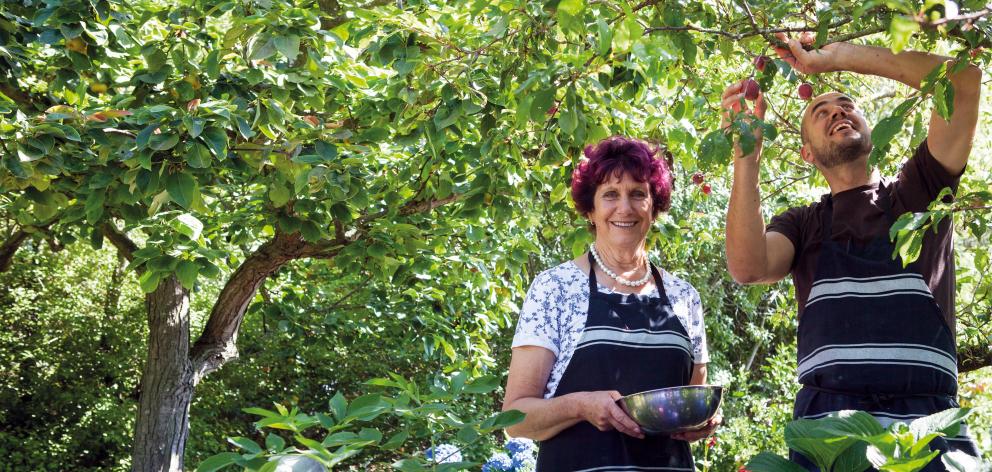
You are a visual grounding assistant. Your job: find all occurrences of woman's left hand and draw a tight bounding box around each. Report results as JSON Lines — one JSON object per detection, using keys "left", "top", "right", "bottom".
{"left": 670, "top": 413, "right": 721, "bottom": 442}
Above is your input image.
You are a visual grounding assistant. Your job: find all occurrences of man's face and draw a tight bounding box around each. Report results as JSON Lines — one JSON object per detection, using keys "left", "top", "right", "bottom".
{"left": 801, "top": 92, "right": 873, "bottom": 168}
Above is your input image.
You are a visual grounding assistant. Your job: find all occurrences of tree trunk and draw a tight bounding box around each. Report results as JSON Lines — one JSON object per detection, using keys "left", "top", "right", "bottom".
{"left": 130, "top": 275, "right": 193, "bottom": 472}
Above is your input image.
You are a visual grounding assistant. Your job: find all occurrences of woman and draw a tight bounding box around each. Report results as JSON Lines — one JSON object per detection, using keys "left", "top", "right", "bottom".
{"left": 502, "top": 136, "right": 718, "bottom": 471}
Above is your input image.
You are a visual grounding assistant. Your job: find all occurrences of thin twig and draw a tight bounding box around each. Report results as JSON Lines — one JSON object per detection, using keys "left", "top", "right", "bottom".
{"left": 923, "top": 8, "right": 992, "bottom": 27}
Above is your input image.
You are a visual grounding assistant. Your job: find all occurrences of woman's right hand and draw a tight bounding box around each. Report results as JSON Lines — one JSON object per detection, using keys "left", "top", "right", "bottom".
{"left": 573, "top": 390, "right": 644, "bottom": 439}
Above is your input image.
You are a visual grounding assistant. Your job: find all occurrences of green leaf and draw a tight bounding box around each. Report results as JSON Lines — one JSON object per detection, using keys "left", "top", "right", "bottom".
{"left": 892, "top": 226, "right": 925, "bottom": 266}
{"left": 138, "top": 270, "right": 163, "bottom": 293}
{"left": 243, "top": 407, "right": 279, "bottom": 418}
{"left": 874, "top": 449, "right": 941, "bottom": 471}
{"left": 889, "top": 15, "right": 919, "bottom": 54}
{"left": 698, "top": 130, "right": 731, "bottom": 168}
{"left": 269, "top": 184, "right": 291, "bottom": 207}
{"left": 558, "top": 0, "right": 584, "bottom": 16}
{"left": 745, "top": 452, "right": 809, "bottom": 472}
{"left": 392, "top": 458, "right": 430, "bottom": 472}
{"left": 909, "top": 408, "right": 971, "bottom": 440}
{"left": 228, "top": 436, "right": 263, "bottom": 454}
{"left": 832, "top": 441, "right": 872, "bottom": 472}
{"left": 200, "top": 127, "right": 228, "bottom": 159}
{"left": 435, "top": 462, "right": 478, "bottom": 472}
{"left": 148, "top": 190, "right": 171, "bottom": 216}
{"left": 817, "top": 410, "right": 886, "bottom": 438}
{"left": 357, "top": 427, "right": 382, "bottom": 444}
{"left": 380, "top": 429, "right": 408, "bottom": 450}
{"left": 613, "top": 18, "right": 643, "bottom": 53}
{"left": 184, "top": 116, "right": 206, "bottom": 138}
{"left": 136, "top": 125, "right": 158, "bottom": 149}
{"left": 596, "top": 17, "right": 612, "bottom": 55}
{"left": 785, "top": 418, "right": 861, "bottom": 471}
{"left": 559, "top": 105, "right": 578, "bottom": 135}
{"left": 347, "top": 394, "right": 388, "bottom": 420}
{"left": 176, "top": 260, "right": 199, "bottom": 289}
{"left": 186, "top": 142, "right": 212, "bottom": 168}
{"left": 463, "top": 375, "right": 499, "bottom": 394}
{"left": 273, "top": 34, "right": 301, "bottom": 61}
{"left": 479, "top": 409, "right": 525, "bottom": 430}
{"left": 196, "top": 452, "right": 241, "bottom": 472}
{"left": 198, "top": 260, "right": 221, "bottom": 278}
{"left": 166, "top": 172, "right": 199, "bottom": 209}
{"left": 251, "top": 37, "right": 276, "bottom": 61}
{"left": 84, "top": 190, "right": 106, "bottom": 224}
{"left": 869, "top": 114, "right": 907, "bottom": 165}
{"left": 529, "top": 87, "right": 556, "bottom": 122}
{"left": 933, "top": 79, "right": 955, "bottom": 122}
{"left": 265, "top": 433, "right": 285, "bottom": 452}
{"left": 456, "top": 425, "right": 479, "bottom": 443}
{"left": 174, "top": 213, "right": 203, "bottom": 240}
{"left": 204, "top": 49, "right": 221, "bottom": 79}
{"left": 149, "top": 132, "right": 180, "bottom": 151}
{"left": 329, "top": 392, "right": 347, "bottom": 420}
{"left": 814, "top": 9, "right": 832, "bottom": 47}
{"left": 941, "top": 451, "right": 985, "bottom": 472}
{"left": 300, "top": 221, "right": 321, "bottom": 242}
{"left": 889, "top": 212, "right": 929, "bottom": 241}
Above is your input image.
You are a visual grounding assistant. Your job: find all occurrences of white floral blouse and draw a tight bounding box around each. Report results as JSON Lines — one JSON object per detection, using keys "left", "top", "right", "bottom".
{"left": 511, "top": 260, "right": 709, "bottom": 399}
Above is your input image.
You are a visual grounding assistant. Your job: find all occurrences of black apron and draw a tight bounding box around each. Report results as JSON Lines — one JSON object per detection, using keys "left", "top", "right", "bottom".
{"left": 791, "top": 187, "right": 980, "bottom": 471}
{"left": 536, "top": 254, "right": 696, "bottom": 472}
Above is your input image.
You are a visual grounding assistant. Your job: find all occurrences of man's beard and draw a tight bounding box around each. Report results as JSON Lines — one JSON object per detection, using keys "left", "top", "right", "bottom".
{"left": 813, "top": 134, "right": 873, "bottom": 168}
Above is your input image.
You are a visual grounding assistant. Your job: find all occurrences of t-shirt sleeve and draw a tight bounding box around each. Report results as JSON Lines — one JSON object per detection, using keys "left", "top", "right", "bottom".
{"left": 766, "top": 207, "right": 804, "bottom": 269}
{"left": 895, "top": 139, "right": 963, "bottom": 211}
{"left": 511, "top": 271, "right": 562, "bottom": 357}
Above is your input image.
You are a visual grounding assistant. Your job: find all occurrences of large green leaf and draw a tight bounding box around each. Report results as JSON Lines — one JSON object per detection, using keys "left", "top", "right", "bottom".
{"left": 745, "top": 452, "right": 809, "bottom": 472}
{"left": 195, "top": 452, "right": 241, "bottom": 472}
{"left": 166, "top": 172, "right": 199, "bottom": 209}
{"left": 785, "top": 418, "right": 860, "bottom": 471}
{"left": 909, "top": 408, "right": 971, "bottom": 440}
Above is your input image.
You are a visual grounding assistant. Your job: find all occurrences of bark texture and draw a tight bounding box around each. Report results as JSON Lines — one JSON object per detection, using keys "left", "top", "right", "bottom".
{"left": 130, "top": 276, "right": 193, "bottom": 472}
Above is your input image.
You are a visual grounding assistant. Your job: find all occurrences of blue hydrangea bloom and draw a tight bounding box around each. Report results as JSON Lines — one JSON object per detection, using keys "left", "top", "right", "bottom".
{"left": 482, "top": 452, "right": 513, "bottom": 472}
{"left": 424, "top": 443, "right": 462, "bottom": 463}
{"left": 505, "top": 438, "right": 537, "bottom": 456}
{"left": 511, "top": 450, "right": 536, "bottom": 471}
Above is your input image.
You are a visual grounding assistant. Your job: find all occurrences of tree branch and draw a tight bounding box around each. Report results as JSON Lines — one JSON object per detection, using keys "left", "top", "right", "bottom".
{"left": 923, "top": 8, "right": 992, "bottom": 28}
{"left": 0, "top": 229, "right": 29, "bottom": 273}
{"left": 188, "top": 232, "right": 347, "bottom": 380}
{"left": 959, "top": 343, "right": 992, "bottom": 373}
{"left": 0, "top": 82, "right": 53, "bottom": 112}
{"left": 399, "top": 193, "right": 462, "bottom": 216}
{"left": 319, "top": 0, "right": 394, "bottom": 30}
{"left": 101, "top": 222, "right": 139, "bottom": 264}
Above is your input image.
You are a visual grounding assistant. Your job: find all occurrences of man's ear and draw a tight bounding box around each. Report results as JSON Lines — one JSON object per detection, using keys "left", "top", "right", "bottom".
{"left": 800, "top": 144, "right": 815, "bottom": 166}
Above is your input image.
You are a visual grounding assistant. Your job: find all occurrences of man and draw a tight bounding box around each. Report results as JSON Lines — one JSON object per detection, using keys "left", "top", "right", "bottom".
{"left": 723, "top": 32, "right": 983, "bottom": 470}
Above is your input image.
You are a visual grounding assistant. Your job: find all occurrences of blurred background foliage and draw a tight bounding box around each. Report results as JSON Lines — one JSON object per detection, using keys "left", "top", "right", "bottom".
{"left": 0, "top": 0, "right": 990, "bottom": 470}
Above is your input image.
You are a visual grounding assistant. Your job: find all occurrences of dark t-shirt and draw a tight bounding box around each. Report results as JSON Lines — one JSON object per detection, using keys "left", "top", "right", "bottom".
{"left": 766, "top": 140, "right": 961, "bottom": 332}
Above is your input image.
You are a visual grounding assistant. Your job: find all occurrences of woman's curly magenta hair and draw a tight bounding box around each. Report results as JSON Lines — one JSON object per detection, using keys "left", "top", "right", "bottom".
{"left": 571, "top": 136, "right": 674, "bottom": 218}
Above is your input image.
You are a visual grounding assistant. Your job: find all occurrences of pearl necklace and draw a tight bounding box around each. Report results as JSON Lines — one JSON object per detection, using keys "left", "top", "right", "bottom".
{"left": 589, "top": 244, "right": 652, "bottom": 287}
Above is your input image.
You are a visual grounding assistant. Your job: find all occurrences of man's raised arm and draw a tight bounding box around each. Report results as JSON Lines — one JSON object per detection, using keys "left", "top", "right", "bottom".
{"left": 775, "top": 33, "right": 982, "bottom": 175}
{"left": 722, "top": 81, "right": 796, "bottom": 285}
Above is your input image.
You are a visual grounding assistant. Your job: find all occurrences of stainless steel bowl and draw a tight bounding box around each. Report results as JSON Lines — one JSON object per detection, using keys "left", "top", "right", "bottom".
{"left": 617, "top": 385, "right": 723, "bottom": 434}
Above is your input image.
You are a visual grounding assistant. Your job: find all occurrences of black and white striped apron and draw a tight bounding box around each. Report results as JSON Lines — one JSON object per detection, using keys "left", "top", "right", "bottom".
{"left": 791, "top": 189, "right": 980, "bottom": 471}
{"left": 536, "top": 253, "right": 696, "bottom": 472}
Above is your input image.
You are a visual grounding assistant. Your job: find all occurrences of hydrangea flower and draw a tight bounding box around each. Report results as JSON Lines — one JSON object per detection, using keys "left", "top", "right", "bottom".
{"left": 424, "top": 443, "right": 462, "bottom": 463}
{"left": 505, "top": 437, "right": 537, "bottom": 456}
{"left": 482, "top": 452, "right": 514, "bottom": 472}
{"left": 511, "top": 450, "right": 537, "bottom": 471}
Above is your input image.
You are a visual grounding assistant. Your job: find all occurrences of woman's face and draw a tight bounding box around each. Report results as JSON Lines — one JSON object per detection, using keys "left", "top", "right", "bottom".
{"left": 588, "top": 173, "right": 654, "bottom": 250}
